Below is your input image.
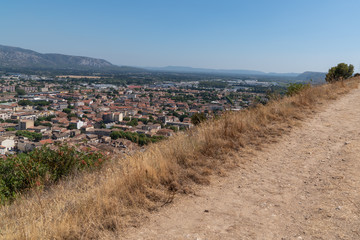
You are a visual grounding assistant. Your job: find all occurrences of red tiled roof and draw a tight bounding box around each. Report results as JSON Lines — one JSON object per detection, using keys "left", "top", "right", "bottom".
{"left": 40, "top": 139, "right": 53, "bottom": 145}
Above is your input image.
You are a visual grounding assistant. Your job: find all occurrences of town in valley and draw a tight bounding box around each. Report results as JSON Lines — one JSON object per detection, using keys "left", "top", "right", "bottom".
{"left": 0, "top": 71, "right": 287, "bottom": 156}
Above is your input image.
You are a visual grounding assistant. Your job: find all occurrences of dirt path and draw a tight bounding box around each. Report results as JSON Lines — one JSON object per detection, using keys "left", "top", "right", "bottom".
{"left": 124, "top": 87, "right": 360, "bottom": 240}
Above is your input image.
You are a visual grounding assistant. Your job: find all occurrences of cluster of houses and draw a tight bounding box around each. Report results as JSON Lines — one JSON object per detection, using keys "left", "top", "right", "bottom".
{"left": 0, "top": 74, "right": 269, "bottom": 156}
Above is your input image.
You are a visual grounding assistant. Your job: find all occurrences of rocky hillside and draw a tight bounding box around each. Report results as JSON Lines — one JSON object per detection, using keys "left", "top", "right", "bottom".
{"left": 0, "top": 45, "right": 142, "bottom": 72}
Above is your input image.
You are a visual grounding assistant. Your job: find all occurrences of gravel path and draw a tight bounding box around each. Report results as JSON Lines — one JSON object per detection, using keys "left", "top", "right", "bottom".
{"left": 124, "top": 87, "right": 360, "bottom": 240}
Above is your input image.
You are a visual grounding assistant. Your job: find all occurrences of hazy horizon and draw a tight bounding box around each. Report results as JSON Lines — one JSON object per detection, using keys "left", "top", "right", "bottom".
{"left": 1, "top": 0, "right": 360, "bottom": 73}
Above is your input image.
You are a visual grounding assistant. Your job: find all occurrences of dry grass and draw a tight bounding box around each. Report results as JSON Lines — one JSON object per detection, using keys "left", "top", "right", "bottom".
{"left": 0, "top": 78, "right": 359, "bottom": 239}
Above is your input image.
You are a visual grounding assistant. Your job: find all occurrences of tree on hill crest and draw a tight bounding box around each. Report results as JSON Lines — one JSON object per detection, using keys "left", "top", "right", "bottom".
{"left": 325, "top": 63, "right": 354, "bottom": 83}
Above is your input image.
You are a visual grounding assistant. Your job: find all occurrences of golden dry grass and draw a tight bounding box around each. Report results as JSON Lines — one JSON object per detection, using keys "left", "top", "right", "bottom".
{"left": 0, "top": 78, "right": 358, "bottom": 239}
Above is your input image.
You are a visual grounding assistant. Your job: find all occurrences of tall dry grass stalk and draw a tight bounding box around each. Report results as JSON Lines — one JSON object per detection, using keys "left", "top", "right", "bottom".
{"left": 0, "top": 78, "right": 358, "bottom": 239}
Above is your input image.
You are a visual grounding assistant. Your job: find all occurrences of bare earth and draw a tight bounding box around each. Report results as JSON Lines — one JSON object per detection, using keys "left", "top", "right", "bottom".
{"left": 124, "top": 87, "right": 360, "bottom": 240}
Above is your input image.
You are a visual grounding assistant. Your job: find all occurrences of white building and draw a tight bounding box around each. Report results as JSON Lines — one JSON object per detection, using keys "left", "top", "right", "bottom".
{"left": 0, "top": 137, "right": 15, "bottom": 153}
{"left": 76, "top": 120, "right": 85, "bottom": 129}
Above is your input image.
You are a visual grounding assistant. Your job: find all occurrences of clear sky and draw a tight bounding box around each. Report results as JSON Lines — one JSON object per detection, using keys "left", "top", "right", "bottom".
{"left": 1, "top": 0, "right": 359, "bottom": 73}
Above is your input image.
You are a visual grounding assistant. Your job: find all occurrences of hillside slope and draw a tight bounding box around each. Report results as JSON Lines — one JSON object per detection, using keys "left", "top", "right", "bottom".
{"left": 296, "top": 71, "right": 326, "bottom": 83}
{"left": 0, "top": 44, "right": 142, "bottom": 72}
{"left": 125, "top": 86, "right": 360, "bottom": 239}
{"left": 1, "top": 80, "right": 358, "bottom": 239}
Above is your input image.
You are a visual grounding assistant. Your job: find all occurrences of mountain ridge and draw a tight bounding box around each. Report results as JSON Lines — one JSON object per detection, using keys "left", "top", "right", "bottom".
{"left": 0, "top": 44, "right": 142, "bottom": 73}
{"left": 295, "top": 71, "right": 326, "bottom": 82}
{"left": 0, "top": 44, "right": 327, "bottom": 81}
{"left": 145, "top": 66, "right": 300, "bottom": 77}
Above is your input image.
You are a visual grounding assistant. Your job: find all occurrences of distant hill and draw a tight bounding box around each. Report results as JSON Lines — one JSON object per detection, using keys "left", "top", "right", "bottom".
{"left": 0, "top": 44, "right": 143, "bottom": 73}
{"left": 145, "top": 66, "right": 299, "bottom": 77}
{"left": 295, "top": 71, "right": 326, "bottom": 83}
{"left": 0, "top": 45, "right": 328, "bottom": 80}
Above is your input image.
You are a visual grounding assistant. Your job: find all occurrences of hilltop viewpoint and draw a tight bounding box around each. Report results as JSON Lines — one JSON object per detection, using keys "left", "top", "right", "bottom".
{"left": 0, "top": 77, "right": 360, "bottom": 239}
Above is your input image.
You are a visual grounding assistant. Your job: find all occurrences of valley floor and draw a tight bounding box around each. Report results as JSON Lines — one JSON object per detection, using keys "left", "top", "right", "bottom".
{"left": 124, "top": 87, "right": 360, "bottom": 239}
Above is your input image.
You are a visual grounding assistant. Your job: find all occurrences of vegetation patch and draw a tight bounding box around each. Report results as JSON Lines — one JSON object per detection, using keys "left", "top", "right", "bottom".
{"left": 0, "top": 144, "right": 105, "bottom": 204}
{"left": 286, "top": 83, "right": 310, "bottom": 96}
{"left": 326, "top": 63, "right": 354, "bottom": 83}
{"left": 15, "top": 130, "right": 43, "bottom": 141}
{"left": 110, "top": 130, "right": 164, "bottom": 146}
{"left": 18, "top": 100, "right": 52, "bottom": 107}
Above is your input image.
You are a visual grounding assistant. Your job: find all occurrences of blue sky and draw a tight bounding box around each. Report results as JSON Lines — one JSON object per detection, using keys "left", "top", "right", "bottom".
{"left": 1, "top": 0, "right": 359, "bottom": 73}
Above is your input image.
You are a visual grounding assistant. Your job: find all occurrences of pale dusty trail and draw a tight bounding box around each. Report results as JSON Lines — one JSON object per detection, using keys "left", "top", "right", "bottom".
{"left": 124, "top": 87, "right": 360, "bottom": 240}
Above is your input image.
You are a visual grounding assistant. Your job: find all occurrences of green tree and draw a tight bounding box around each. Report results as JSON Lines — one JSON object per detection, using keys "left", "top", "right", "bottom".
{"left": 63, "top": 108, "right": 71, "bottom": 114}
{"left": 126, "top": 118, "right": 138, "bottom": 127}
{"left": 99, "top": 122, "right": 106, "bottom": 129}
{"left": 18, "top": 100, "right": 33, "bottom": 106}
{"left": 15, "top": 88, "right": 26, "bottom": 96}
{"left": 67, "top": 113, "right": 77, "bottom": 120}
{"left": 16, "top": 130, "right": 43, "bottom": 141}
{"left": 67, "top": 123, "right": 77, "bottom": 130}
{"left": 325, "top": 63, "right": 354, "bottom": 83}
{"left": 5, "top": 119, "right": 18, "bottom": 124}
{"left": 179, "top": 114, "right": 188, "bottom": 122}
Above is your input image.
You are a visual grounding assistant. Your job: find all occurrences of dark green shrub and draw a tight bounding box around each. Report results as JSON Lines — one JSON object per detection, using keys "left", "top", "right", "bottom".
{"left": 0, "top": 144, "right": 105, "bottom": 204}
{"left": 126, "top": 118, "right": 138, "bottom": 127}
{"left": 286, "top": 83, "right": 310, "bottom": 96}
{"left": 62, "top": 108, "right": 71, "bottom": 114}
{"left": 325, "top": 63, "right": 354, "bottom": 83}
{"left": 110, "top": 130, "right": 164, "bottom": 146}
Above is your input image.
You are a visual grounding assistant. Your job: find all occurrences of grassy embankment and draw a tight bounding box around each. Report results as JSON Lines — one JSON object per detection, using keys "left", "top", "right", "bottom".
{"left": 0, "top": 78, "right": 358, "bottom": 239}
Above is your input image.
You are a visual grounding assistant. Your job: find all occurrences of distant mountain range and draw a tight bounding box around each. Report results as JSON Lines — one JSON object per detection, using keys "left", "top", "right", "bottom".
{"left": 0, "top": 44, "right": 326, "bottom": 82}
{"left": 0, "top": 44, "right": 142, "bottom": 73}
{"left": 145, "top": 66, "right": 326, "bottom": 82}
{"left": 145, "top": 66, "right": 300, "bottom": 77}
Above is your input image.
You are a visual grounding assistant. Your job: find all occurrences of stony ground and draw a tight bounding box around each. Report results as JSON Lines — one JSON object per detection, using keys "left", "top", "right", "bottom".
{"left": 124, "top": 87, "right": 360, "bottom": 240}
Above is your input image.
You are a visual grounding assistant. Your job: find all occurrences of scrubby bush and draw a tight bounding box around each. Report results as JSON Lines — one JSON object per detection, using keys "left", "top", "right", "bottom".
{"left": 110, "top": 130, "right": 164, "bottom": 145}
{"left": 286, "top": 83, "right": 310, "bottom": 96}
{"left": 325, "top": 63, "right": 354, "bottom": 83}
{"left": 0, "top": 144, "right": 105, "bottom": 204}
